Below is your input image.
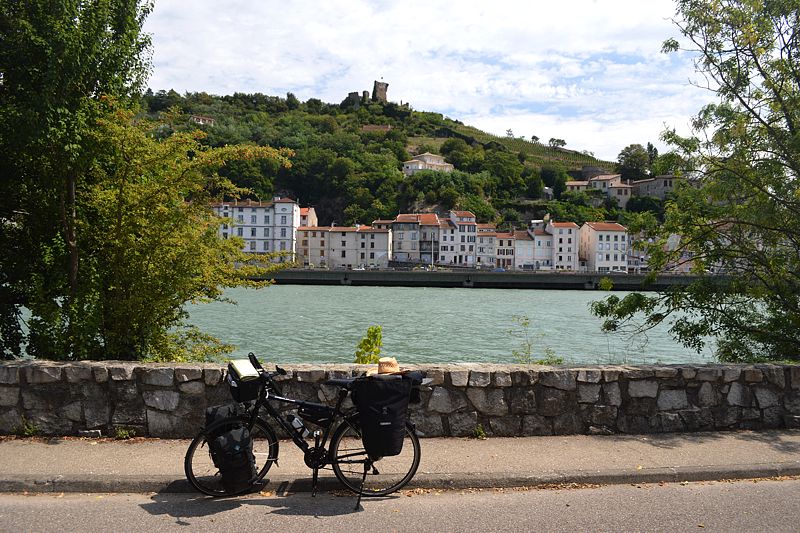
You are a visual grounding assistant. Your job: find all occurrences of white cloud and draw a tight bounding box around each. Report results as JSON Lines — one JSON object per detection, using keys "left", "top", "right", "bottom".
{"left": 143, "top": 0, "right": 709, "bottom": 160}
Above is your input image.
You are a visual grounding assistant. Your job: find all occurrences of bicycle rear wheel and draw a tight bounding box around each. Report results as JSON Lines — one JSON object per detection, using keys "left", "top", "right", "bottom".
{"left": 184, "top": 415, "right": 279, "bottom": 497}
{"left": 330, "top": 418, "right": 420, "bottom": 496}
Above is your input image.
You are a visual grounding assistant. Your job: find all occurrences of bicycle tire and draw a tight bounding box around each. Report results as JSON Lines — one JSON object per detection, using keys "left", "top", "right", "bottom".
{"left": 330, "top": 417, "right": 420, "bottom": 496}
{"left": 184, "top": 415, "right": 279, "bottom": 497}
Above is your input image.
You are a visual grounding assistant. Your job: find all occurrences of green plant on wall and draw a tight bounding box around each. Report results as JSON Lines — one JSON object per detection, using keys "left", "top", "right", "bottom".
{"left": 354, "top": 325, "right": 383, "bottom": 364}
{"left": 508, "top": 315, "right": 564, "bottom": 365}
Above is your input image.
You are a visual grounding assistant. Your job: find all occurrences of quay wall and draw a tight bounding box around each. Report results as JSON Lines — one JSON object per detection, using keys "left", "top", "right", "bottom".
{"left": 1, "top": 361, "right": 799, "bottom": 438}
{"left": 262, "top": 269, "right": 702, "bottom": 291}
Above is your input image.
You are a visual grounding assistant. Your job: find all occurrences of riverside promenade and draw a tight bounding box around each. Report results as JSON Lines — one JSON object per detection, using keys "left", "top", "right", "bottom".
{"left": 2, "top": 429, "right": 799, "bottom": 494}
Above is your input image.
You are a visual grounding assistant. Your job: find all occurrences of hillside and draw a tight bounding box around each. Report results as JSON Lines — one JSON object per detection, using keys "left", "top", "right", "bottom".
{"left": 141, "top": 89, "right": 623, "bottom": 227}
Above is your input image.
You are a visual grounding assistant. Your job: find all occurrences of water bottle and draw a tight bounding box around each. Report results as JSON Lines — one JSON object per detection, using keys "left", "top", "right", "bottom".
{"left": 288, "top": 414, "right": 310, "bottom": 438}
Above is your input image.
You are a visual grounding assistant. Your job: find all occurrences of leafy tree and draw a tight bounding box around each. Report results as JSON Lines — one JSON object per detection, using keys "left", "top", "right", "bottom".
{"left": 625, "top": 196, "right": 664, "bottom": 219}
{"left": 548, "top": 138, "right": 566, "bottom": 148}
{"left": 616, "top": 143, "right": 650, "bottom": 182}
{"left": 593, "top": 0, "right": 800, "bottom": 362}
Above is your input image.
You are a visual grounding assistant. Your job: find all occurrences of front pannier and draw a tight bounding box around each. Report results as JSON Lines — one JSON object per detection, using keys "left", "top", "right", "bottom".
{"left": 352, "top": 375, "right": 413, "bottom": 459}
{"left": 226, "top": 359, "right": 260, "bottom": 403}
{"left": 208, "top": 426, "right": 257, "bottom": 494}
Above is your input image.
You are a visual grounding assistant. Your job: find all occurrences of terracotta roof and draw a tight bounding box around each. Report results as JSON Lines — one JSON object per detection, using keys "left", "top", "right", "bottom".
{"left": 477, "top": 223, "right": 497, "bottom": 231}
{"left": 532, "top": 229, "right": 551, "bottom": 236}
{"left": 372, "top": 219, "right": 394, "bottom": 225}
{"left": 584, "top": 221, "right": 628, "bottom": 232}
{"left": 273, "top": 197, "right": 297, "bottom": 203}
{"left": 513, "top": 230, "right": 533, "bottom": 241}
{"left": 609, "top": 183, "right": 633, "bottom": 189}
{"left": 589, "top": 174, "right": 621, "bottom": 181}
{"left": 298, "top": 226, "right": 388, "bottom": 233}
{"left": 394, "top": 213, "right": 440, "bottom": 225}
{"left": 452, "top": 210, "right": 476, "bottom": 218}
{"left": 300, "top": 208, "right": 309, "bottom": 215}
{"left": 567, "top": 181, "right": 589, "bottom": 186}
{"left": 551, "top": 222, "right": 579, "bottom": 228}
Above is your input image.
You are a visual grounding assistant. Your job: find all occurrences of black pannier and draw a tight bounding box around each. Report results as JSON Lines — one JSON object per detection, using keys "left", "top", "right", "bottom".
{"left": 208, "top": 426, "right": 257, "bottom": 494}
{"left": 226, "top": 361, "right": 260, "bottom": 403}
{"left": 352, "top": 374, "right": 413, "bottom": 459}
{"left": 204, "top": 403, "right": 245, "bottom": 470}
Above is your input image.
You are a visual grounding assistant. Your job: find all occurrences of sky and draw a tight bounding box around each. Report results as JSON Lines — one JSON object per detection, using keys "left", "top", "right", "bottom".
{"left": 142, "top": 0, "right": 711, "bottom": 162}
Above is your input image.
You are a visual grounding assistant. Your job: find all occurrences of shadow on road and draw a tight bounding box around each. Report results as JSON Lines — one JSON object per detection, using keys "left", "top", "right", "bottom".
{"left": 626, "top": 429, "right": 800, "bottom": 453}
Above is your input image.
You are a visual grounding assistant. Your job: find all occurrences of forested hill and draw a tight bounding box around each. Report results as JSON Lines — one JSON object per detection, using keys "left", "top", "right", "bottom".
{"left": 141, "top": 89, "right": 621, "bottom": 226}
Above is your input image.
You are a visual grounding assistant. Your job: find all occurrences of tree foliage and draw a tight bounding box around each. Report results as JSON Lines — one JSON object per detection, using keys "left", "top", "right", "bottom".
{"left": 616, "top": 143, "right": 650, "bottom": 182}
{"left": 592, "top": 0, "right": 800, "bottom": 362}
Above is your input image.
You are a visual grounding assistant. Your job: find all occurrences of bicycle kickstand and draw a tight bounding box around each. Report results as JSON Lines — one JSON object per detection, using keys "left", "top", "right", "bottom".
{"left": 312, "top": 467, "right": 319, "bottom": 497}
{"left": 354, "top": 460, "right": 369, "bottom": 511}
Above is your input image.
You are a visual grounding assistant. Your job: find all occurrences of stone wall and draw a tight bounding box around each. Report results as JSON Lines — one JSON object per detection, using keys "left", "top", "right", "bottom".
{"left": 1, "top": 361, "right": 799, "bottom": 438}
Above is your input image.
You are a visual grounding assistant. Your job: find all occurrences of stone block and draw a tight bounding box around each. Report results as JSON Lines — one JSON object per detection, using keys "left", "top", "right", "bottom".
{"left": 791, "top": 367, "right": 800, "bottom": 390}
{"left": 204, "top": 368, "right": 224, "bottom": 386}
{"left": 64, "top": 365, "right": 93, "bottom": 383}
{"left": 695, "top": 368, "right": 721, "bottom": 382}
{"left": 146, "top": 410, "right": 195, "bottom": 438}
{"left": 603, "top": 382, "right": 622, "bottom": 406}
{"left": 539, "top": 370, "right": 577, "bottom": 391}
{"left": 553, "top": 412, "right": 582, "bottom": 435}
{"left": 753, "top": 387, "right": 779, "bottom": 409}
{"left": 93, "top": 366, "right": 109, "bottom": 383}
{"left": 449, "top": 370, "right": 469, "bottom": 387}
{"left": 489, "top": 416, "right": 521, "bottom": 437}
{"left": 577, "top": 383, "right": 601, "bottom": 404}
{"left": 25, "top": 411, "right": 73, "bottom": 435}
{"left": 0, "top": 366, "right": 20, "bottom": 385}
{"left": 698, "top": 382, "right": 718, "bottom": 407}
{"left": 726, "top": 382, "right": 752, "bottom": 407}
{"left": 466, "top": 388, "right": 507, "bottom": 416}
{"left": 468, "top": 370, "right": 491, "bottom": 387}
{"left": 784, "top": 394, "right": 800, "bottom": 414}
{"left": 679, "top": 408, "right": 714, "bottom": 431}
{"left": 510, "top": 370, "right": 530, "bottom": 387}
{"left": 112, "top": 403, "right": 146, "bottom": 426}
{"left": 761, "top": 366, "right": 785, "bottom": 389}
{"left": 493, "top": 371, "right": 512, "bottom": 388}
{"left": 741, "top": 408, "right": 761, "bottom": 420}
{"left": 657, "top": 389, "right": 689, "bottom": 411}
{"left": 410, "top": 411, "right": 443, "bottom": 437}
{"left": 0, "top": 386, "right": 19, "bottom": 407}
{"left": 681, "top": 368, "right": 697, "bottom": 380}
{"left": 722, "top": 368, "right": 741, "bottom": 382}
{"left": 296, "top": 369, "right": 326, "bottom": 383}
{"left": 60, "top": 401, "right": 83, "bottom": 422}
{"left": 84, "top": 402, "right": 110, "bottom": 429}
{"left": 179, "top": 381, "right": 205, "bottom": 395}
{"left": 588, "top": 405, "right": 618, "bottom": 427}
{"left": 577, "top": 369, "right": 602, "bottom": 383}
{"left": 743, "top": 368, "right": 763, "bottom": 382}
{"left": 784, "top": 415, "right": 800, "bottom": 429}
{"left": 509, "top": 389, "right": 537, "bottom": 414}
{"left": 143, "top": 390, "right": 180, "bottom": 411}
{"left": 175, "top": 368, "right": 203, "bottom": 382}
{"left": 713, "top": 406, "right": 740, "bottom": 428}
{"left": 625, "top": 397, "right": 657, "bottom": 416}
{"left": 618, "top": 415, "right": 652, "bottom": 434}
{"left": 0, "top": 408, "right": 21, "bottom": 434}
{"left": 522, "top": 414, "right": 552, "bottom": 436}
{"left": 654, "top": 367, "right": 679, "bottom": 379}
{"left": 659, "top": 412, "right": 685, "bottom": 432}
{"left": 538, "top": 388, "right": 571, "bottom": 416}
{"left": 762, "top": 406, "right": 783, "bottom": 428}
{"left": 602, "top": 370, "right": 620, "bottom": 382}
{"left": 423, "top": 369, "right": 445, "bottom": 386}
{"left": 22, "top": 387, "right": 68, "bottom": 411}
{"left": 447, "top": 411, "right": 477, "bottom": 437}
{"left": 109, "top": 365, "right": 135, "bottom": 381}
{"left": 26, "top": 365, "right": 62, "bottom": 384}
{"left": 140, "top": 368, "right": 174, "bottom": 387}
{"left": 428, "top": 387, "right": 468, "bottom": 414}
{"left": 628, "top": 380, "right": 658, "bottom": 398}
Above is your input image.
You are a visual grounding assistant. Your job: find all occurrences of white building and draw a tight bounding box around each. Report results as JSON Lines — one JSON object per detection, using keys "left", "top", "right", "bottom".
{"left": 513, "top": 230, "right": 536, "bottom": 270}
{"left": 296, "top": 226, "right": 391, "bottom": 269}
{"left": 476, "top": 224, "right": 497, "bottom": 267}
{"left": 213, "top": 197, "right": 300, "bottom": 261}
{"left": 579, "top": 221, "right": 629, "bottom": 272}
{"left": 548, "top": 221, "right": 579, "bottom": 270}
{"left": 401, "top": 153, "right": 454, "bottom": 176}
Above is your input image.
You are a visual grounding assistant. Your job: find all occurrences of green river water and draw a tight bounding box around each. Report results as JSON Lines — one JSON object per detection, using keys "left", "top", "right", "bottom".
{"left": 186, "top": 286, "right": 715, "bottom": 365}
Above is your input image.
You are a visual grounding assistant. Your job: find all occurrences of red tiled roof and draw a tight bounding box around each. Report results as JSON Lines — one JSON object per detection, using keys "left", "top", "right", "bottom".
{"left": 452, "top": 210, "right": 476, "bottom": 218}
{"left": 584, "top": 221, "right": 628, "bottom": 232}
{"left": 551, "top": 222, "right": 579, "bottom": 228}
{"left": 589, "top": 174, "right": 621, "bottom": 181}
{"left": 513, "top": 230, "right": 533, "bottom": 241}
{"left": 532, "top": 229, "right": 550, "bottom": 236}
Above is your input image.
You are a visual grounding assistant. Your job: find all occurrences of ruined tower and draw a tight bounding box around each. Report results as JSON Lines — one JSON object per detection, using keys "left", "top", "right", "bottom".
{"left": 372, "top": 80, "right": 388, "bottom": 103}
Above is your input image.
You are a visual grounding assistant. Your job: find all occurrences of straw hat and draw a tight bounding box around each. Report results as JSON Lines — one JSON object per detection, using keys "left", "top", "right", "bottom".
{"left": 366, "top": 356, "right": 402, "bottom": 376}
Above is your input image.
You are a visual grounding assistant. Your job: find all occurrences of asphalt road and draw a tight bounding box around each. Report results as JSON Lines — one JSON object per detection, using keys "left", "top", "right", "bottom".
{"left": 1, "top": 478, "right": 799, "bottom": 532}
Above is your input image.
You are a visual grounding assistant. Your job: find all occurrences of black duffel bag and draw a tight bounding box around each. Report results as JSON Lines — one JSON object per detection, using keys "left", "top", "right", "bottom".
{"left": 352, "top": 374, "right": 414, "bottom": 459}
{"left": 208, "top": 426, "right": 257, "bottom": 494}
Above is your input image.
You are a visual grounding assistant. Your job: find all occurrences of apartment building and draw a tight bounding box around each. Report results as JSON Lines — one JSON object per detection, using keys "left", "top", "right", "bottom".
{"left": 495, "top": 231, "right": 515, "bottom": 269}
{"left": 579, "top": 221, "right": 629, "bottom": 272}
{"left": 296, "top": 226, "right": 391, "bottom": 269}
{"left": 513, "top": 230, "right": 535, "bottom": 270}
{"left": 548, "top": 221, "right": 580, "bottom": 270}
{"left": 631, "top": 175, "right": 684, "bottom": 200}
{"left": 401, "top": 152, "right": 454, "bottom": 176}
{"left": 212, "top": 197, "right": 300, "bottom": 260}
{"left": 300, "top": 207, "right": 318, "bottom": 228}
{"left": 476, "top": 224, "right": 497, "bottom": 267}
{"left": 447, "top": 210, "right": 478, "bottom": 266}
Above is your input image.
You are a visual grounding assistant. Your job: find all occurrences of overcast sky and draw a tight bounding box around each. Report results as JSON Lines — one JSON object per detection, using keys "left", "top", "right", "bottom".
{"left": 143, "top": 0, "right": 710, "bottom": 161}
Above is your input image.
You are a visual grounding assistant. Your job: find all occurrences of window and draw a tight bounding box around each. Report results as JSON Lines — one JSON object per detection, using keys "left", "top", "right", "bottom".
{"left": 238, "top": 207, "right": 243, "bottom": 212}
{"left": 341, "top": 240, "right": 346, "bottom": 246}
{"left": 249, "top": 241, "right": 255, "bottom": 251}
{"left": 281, "top": 215, "right": 286, "bottom": 224}
{"left": 321, "top": 240, "right": 325, "bottom": 246}
{"left": 361, "top": 242, "right": 365, "bottom": 248}
{"left": 370, "top": 242, "right": 374, "bottom": 249}
{"left": 360, "top": 252, "right": 365, "bottom": 259}
{"left": 341, "top": 251, "right": 346, "bottom": 258}
{"left": 237, "top": 228, "right": 243, "bottom": 237}
{"left": 250, "top": 228, "right": 256, "bottom": 237}
{"left": 398, "top": 232, "right": 404, "bottom": 240}
{"left": 222, "top": 224, "right": 228, "bottom": 230}
{"left": 614, "top": 235, "right": 619, "bottom": 241}
{"left": 280, "top": 242, "right": 286, "bottom": 251}
{"left": 264, "top": 215, "right": 270, "bottom": 224}
{"left": 461, "top": 235, "right": 465, "bottom": 243}
{"left": 222, "top": 233, "right": 228, "bottom": 239}
{"left": 237, "top": 215, "right": 244, "bottom": 223}
{"left": 370, "top": 252, "right": 374, "bottom": 259}
{"left": 263, "top": 242, "right": 269, "bottom": 251}
{"left": 320, "top": 250, "right": 325, "bottom": 257}
{"left": 251, "top": 215, "right": 257, "bottom": 224}
{"left": 280, "top": 228, "right": 286, "bottom": 238}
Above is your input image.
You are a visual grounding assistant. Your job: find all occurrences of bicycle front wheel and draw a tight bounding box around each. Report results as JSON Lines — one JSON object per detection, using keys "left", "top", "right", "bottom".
{"left": 330, "top": 418, "right": 420, "bottom": 496}
{"left": 184, "top": 416, "right": 279, "bottom": 497}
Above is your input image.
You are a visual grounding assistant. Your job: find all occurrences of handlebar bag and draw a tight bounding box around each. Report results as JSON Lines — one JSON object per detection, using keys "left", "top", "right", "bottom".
{"left": 227, "top": 360, "right": 260, "bottom": 403}
{"left": 352, "top": 375, "right": 412, "bottom": 459}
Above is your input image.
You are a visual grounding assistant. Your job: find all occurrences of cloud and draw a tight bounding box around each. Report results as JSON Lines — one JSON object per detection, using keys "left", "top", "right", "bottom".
{"left": 143, "top": 0, "right": 708, "bottom": 160}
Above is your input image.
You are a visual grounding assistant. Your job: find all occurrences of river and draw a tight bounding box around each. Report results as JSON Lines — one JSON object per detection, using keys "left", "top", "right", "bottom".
{"left": 186, "top": 286, "right": 715, "bottom": 365}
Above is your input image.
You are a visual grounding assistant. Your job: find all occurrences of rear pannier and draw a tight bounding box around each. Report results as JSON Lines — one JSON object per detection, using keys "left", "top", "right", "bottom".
{"left": 352, "top": 374, "right": 413, "bottom": 459}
